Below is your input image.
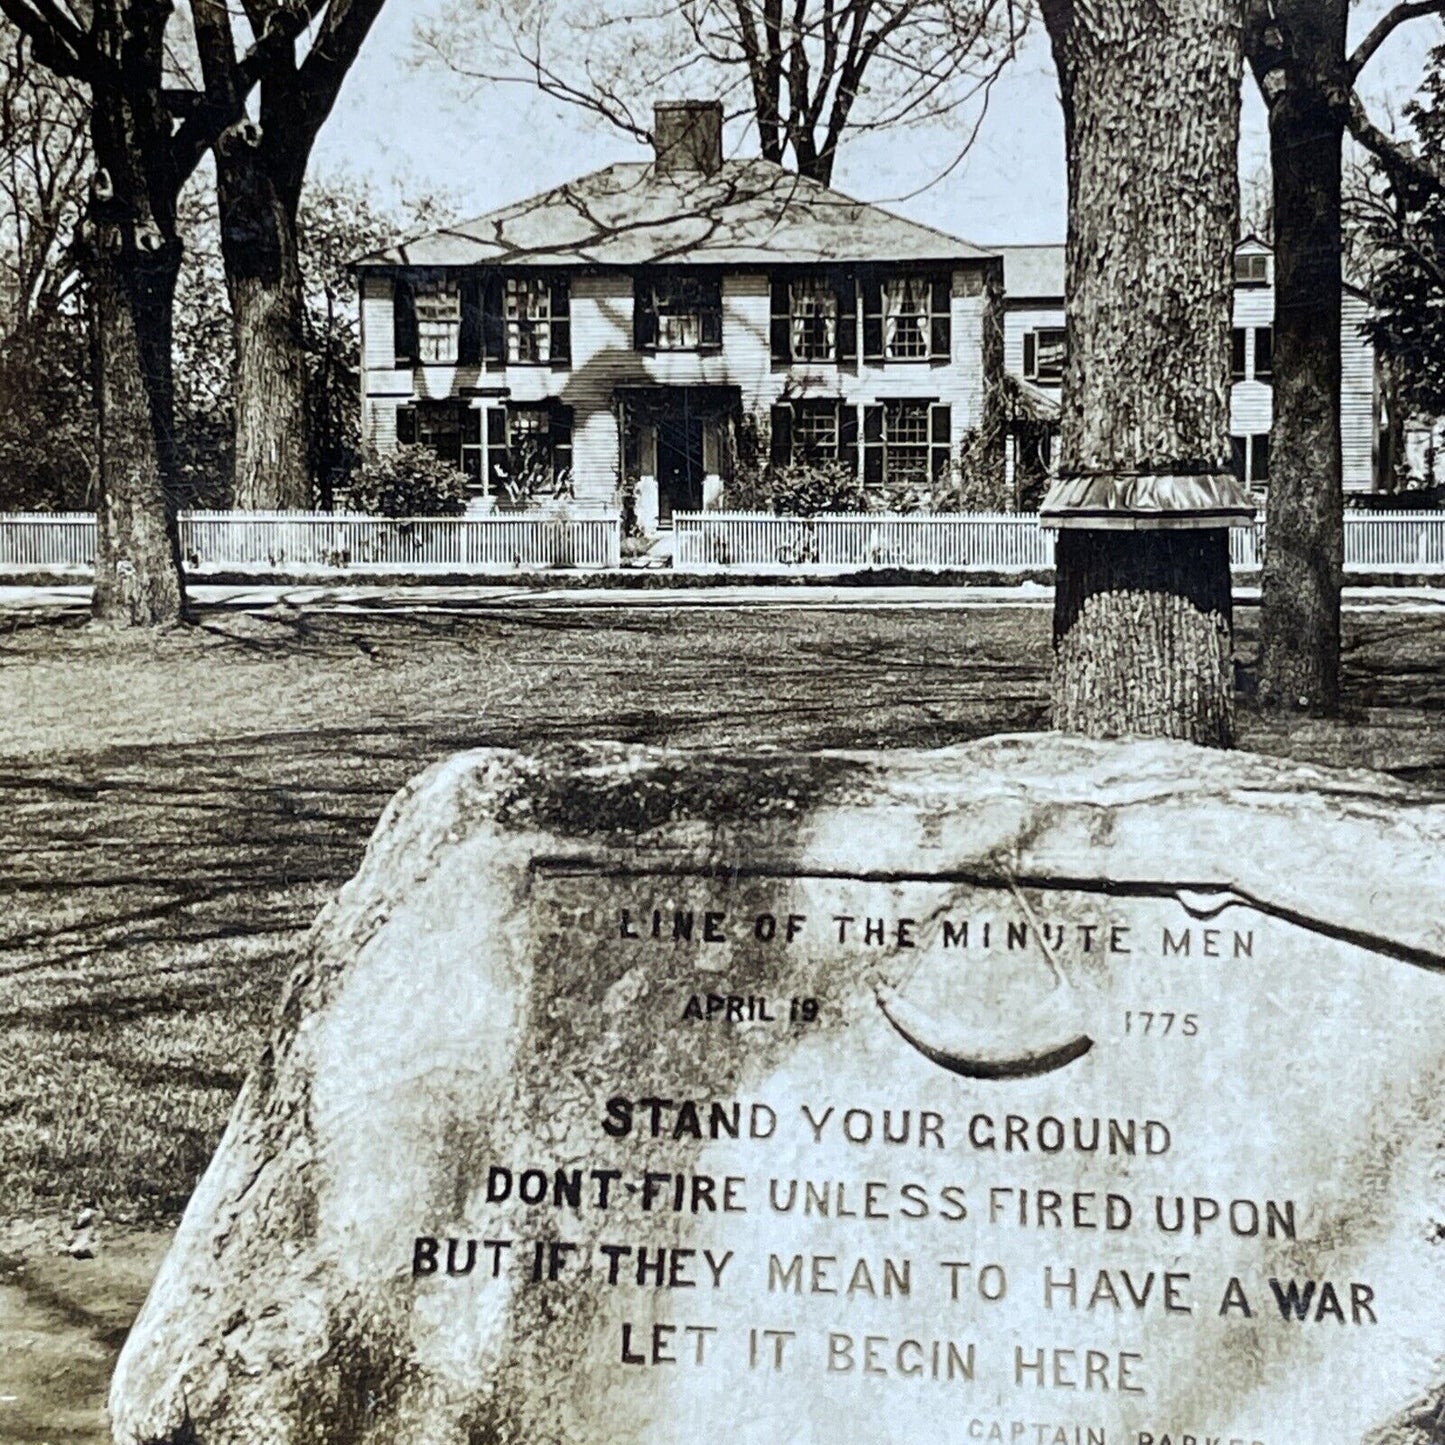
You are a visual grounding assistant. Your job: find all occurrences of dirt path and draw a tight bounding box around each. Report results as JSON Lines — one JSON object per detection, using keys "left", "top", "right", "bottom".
{"left": 0, "top": 1229, "right": 170, "bottom": 1445}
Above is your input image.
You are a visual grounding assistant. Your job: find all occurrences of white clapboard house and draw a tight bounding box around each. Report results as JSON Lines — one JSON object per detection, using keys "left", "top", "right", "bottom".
{"left": 354, "top": 101, "right": 1005, "bottom": 527}
{"left": 998, "top": 236, "right": 1381, "bottom": 502}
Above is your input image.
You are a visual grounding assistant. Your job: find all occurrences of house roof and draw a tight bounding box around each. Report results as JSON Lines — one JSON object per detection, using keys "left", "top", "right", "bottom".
{"left": 994, "top": 244, "right": 1066, "bottom": 299}
{"left": 356, "top": 159, "right": 994, "bottom": 270}
{"left": 992, "top": 237, "right": 1368, "bottom": 300}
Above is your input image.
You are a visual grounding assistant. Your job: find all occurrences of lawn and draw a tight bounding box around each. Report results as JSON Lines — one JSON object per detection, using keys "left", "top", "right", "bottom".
{"left": 2, "top": 594, "right": 1444, "bottom": 1231}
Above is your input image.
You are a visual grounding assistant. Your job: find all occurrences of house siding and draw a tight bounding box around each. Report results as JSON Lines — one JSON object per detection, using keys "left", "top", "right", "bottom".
{"left": 1341, "top": 294, "right": 1375, "bottom": 491}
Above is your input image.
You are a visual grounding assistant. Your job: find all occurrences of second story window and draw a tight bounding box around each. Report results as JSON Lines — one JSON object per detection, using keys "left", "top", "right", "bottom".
{"left": 883, "top": 277, "right": 932, "bottom": 359}
{"left": 415, "top": 279, "right": 461, "bottom": 363}
{"left": 1023, "top": 327, "right": 1067, "bottom": 384}
{"left": 505, "top": 278, "right": 552, "bottom": 364}
{"left": 770, "top": 274, "right": 858, "bottom": 364}
{"left": 394, "top": 272, "right": 570, "bottom": 369}
{"left": 635, "top": 274, "right": 723, "bottom": 351}
{"left": 1231, "top": 325, "right": 1273, "bottom": 383}
{"left": 792, "top": 279, "right": 837, "bottom": 360}
{"left": 862, "top": 274, "right": 951, "bottom": 363}
{"left": 1254, "top": 325, "right": 1273, "bottom": 379}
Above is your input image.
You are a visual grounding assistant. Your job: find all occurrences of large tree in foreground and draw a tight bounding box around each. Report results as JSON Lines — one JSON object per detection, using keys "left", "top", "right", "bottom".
{"left": 192, "top": 0, "right": 384, "bottom": 511}
{"left": 1039, "top": 0, "right": 1245, "bottom": 744}
{"left": 423, "top": 0, "right": 1031, "bottom": 186}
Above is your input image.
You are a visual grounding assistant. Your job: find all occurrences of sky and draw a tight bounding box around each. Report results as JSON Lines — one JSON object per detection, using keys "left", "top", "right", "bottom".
{"left": 309, "top": 1, "right": 1445, "bottom": 247}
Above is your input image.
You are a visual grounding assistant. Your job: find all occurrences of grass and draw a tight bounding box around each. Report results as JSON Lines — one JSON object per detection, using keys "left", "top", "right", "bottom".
{"left": 1, "top": 594, "right": 1443, "bottom": 1229}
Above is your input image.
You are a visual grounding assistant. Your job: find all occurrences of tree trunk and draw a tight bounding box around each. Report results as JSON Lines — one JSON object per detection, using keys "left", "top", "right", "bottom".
{"left": 89, "top": 239, "right": 186, "bottom": 624}
{"left": 1041, "top": 0, "right": 1243, "bottom": 744}
{"left": 87, "top": 0, "right": 187, "bottom": 627}
{"left": 219, "top": 142, "right": 311, "bottom": 510}
{"left": 1054, "top": 530, "right": 1234, "bottom": 740}
{"left": 1251, "top": 2, "right": 1347, "bottom": 714}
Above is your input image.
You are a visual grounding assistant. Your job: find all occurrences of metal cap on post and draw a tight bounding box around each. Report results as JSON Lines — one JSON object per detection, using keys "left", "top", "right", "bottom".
{"left": 1038, "top": 468, "right": 1255, "bottom": 530}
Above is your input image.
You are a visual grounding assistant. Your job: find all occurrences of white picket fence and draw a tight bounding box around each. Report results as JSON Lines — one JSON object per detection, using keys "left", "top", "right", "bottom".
{"left": 3, "top": 508, "right": 1445, "bottom": 576}
{"left": 674, "top": 510, "right": 1445, "bottom": 574}
{"left": 0, "top": 510, "right": 622, "bottom": 573}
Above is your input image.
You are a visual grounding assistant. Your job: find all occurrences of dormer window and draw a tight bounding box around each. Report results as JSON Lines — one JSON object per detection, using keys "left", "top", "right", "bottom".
{"left": 415, "top": 279, "right": 461, "bottom": 363}
{"left": 1234, "top": 252, "right": 1270, "bottom": 285}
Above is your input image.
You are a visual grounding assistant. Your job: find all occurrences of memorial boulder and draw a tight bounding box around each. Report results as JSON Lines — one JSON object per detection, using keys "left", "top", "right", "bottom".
{"left": 111, "top": 736, "right": 1445, "bottom": 1445}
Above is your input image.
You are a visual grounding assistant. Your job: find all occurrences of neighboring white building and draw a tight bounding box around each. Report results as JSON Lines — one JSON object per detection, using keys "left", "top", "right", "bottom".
{"left": 354, "top": 101, "right": 1006, "bottom": 528}
{"left": 997, "top": 237, "right": 1381, "bottom": 503}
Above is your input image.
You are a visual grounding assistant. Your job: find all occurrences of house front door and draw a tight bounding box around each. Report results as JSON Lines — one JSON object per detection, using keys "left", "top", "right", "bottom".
{"left": 656, "top": 405, "right": 705, "bottom": 524}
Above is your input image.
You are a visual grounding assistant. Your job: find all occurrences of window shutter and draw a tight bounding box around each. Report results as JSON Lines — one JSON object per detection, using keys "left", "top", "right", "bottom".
{"left": 771, "top": 275, "right": 791, "bottom": 363}
{"left": 863, "top": 403, "right": 884, "bottom": 485}
{"left": 929, "top": 403, "right": 951, "bottom": 481}
{"left": 634, "top": 276, "right": 658, "bottom": 351}
{"left": 930, "top": 277, "right": 951, "bottom": 360}
{"left": 1231, "top": 328, "right": 1247, "bottom": 382}
{"left": 458, "top": 275, "right": 483, "bottom": 365}
{"left": 862, "top": 276, "right": 884, "bottom": 363}
{"left": 1255, "top": 326, "right": 1273, "bottom": 380}
{"left": 549, "top": 277, "right": 571, "bottom": 366}
{"left": 393, "top": 277, "right": 417, "bottom": 367}
{"left": 700, "top": 277, "right": 723, "bottom": 348}
{"left": 770, "top": 403, "right": 793, "bottom": 467}
{"left": 482, "top": 275, "right": 505, "bottom": 362}
{"left": 1022, "top": 331, "right": 1036, "bottom": 381}
{"left": 834, "top": 273, "right": 857, "bottom": 362}
{"left": 550, "top": 403, "right": 574, "bottom": 484}
{"left": 838, "top": 403, "right": 859, "bottom": 476}
{"left": 396, "top": 403, "right": 416, "bottom": 445}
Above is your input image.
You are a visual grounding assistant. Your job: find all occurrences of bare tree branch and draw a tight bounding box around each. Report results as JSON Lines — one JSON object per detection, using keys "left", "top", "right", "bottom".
{"left": 422, "top": 0, "right": 1031, "bottom": 187}
{"left": 1350, "top": 91, "right": 1445, "bottom": 193}
{"left": 1349, "top": 0, "right": 1445, "bottom": 81}
{"left": 0, "top": 0, "right": 103, "bottom": 83}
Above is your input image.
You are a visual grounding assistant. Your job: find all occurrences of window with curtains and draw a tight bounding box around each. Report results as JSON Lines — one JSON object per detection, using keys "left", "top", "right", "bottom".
{"left": 394, "top": 272, "right": 570, "bottom": 368}
{"left": 414, "top": 280, "right": 461, "bottom": 363}
{"left": 861, "top": 273, "right": 950, "bottom": 363}
{"left": 770, "top": 273, "right": 857, "bottom": 365}
{"left": 505, "top": 278, "right": 552, "bottom": 364}
{"left": 635, "top": 274, "right": 723, "bottom": 351}
{"left": 790, "top": 279, "right": 838, "bottom": 361}
{"left": 883, "top": 277, "right": 932, "bottom": 359}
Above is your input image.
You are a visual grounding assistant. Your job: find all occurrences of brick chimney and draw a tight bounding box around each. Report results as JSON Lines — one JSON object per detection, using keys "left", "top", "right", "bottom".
{"left": 653, "top": 100, "right": 724, "bottom": 176}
